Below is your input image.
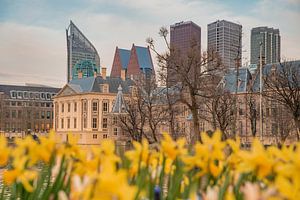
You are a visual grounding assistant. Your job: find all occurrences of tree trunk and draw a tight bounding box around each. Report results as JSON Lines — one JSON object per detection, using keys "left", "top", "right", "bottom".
{"left": 191, "top": 108, "right": 200, "bottom": 143}
{"left": 294, "top": 116, "right": 300, "bottom": 141}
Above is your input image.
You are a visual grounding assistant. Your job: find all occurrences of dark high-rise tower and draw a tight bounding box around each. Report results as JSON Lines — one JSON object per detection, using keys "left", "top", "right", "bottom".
{"left": 250, "top": 27, "right": 280, "bottom": 65}
{"left": 168, "top": 21, "right": 201, "bottom": 85}
{"left": 66, "top": 21, "right": 100, "bottom": 82}
{"left": 207, "top": 20, "right": 242, "bottom": 68}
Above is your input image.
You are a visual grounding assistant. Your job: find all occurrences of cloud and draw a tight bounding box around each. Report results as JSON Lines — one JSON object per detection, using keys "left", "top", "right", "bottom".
{"left": 0, "top": 0, "right": 299, "bottom": 87}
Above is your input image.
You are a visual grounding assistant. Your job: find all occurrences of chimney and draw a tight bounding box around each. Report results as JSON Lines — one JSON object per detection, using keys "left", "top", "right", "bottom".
{"left": 78, "top": 70, "right": 83, "bottom": 79}
{"left": 101, "top": 67, "right": 107, "bottom": 80}
{"left": 121, "top": 69, "right": 126, "bottom": 81}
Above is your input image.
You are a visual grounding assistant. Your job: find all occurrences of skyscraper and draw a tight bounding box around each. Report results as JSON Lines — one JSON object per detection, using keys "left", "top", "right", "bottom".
{"left": 66, "top": 21, "right": 100, "bottom": 82}
{"left": 207, "top": 20, "right": 242, "bottom": 68}
{"left": 170, "top": 21, "right": 201, "bottom": 56}
{"left": 168, "top": 21, "right": 201, "bottom": 85}
{"left": 250, "top": 27, "right": 280, "bottom": 65}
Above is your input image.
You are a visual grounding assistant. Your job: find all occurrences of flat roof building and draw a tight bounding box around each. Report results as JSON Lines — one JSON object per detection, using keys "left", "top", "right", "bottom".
{"left": 207, "top": 20, "right": 242, "bottom": 68}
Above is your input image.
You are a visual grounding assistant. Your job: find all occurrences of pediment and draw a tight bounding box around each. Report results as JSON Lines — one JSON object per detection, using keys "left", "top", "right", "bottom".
{"left": 56, "top": 85, "right": 77, "bottom": 97}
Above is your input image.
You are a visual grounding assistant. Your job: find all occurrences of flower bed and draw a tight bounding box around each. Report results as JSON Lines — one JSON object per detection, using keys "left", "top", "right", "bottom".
{"left": 0, "top": 130, "right": 299, "bottom": 200}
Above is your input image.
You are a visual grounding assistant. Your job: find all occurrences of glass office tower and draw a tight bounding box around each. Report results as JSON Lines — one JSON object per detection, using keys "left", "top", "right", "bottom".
{"left": 66, "top": 21, "right": 100, "bottom": 82}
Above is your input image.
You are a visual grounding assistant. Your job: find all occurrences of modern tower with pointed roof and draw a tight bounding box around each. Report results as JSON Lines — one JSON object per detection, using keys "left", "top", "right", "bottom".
{"left": 66, "top": 20, "right": 100, "bottom": 82}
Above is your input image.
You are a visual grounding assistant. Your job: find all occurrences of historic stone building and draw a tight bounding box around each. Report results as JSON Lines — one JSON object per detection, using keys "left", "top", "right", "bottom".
{"left": 53, "top": 70, "right": 133, "bottom": 145}
{"left": 0, "top": 84, "right": 60, "bottom": 137}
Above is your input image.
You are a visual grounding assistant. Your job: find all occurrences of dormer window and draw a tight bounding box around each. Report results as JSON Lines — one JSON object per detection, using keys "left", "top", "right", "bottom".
{"left": 17, "top": 91, "right": 23, "bottom": 99}
{"left": 11, "top": 91, "right": 17, "bottom": 98}
{"left": 100, "top": 84, "right": 109, "bottom": 93}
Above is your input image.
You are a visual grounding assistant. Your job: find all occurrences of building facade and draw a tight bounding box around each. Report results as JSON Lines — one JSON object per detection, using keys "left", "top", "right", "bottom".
{"left": 66, "top": 20, "right": 100, "bottom": 82}
{"left": 250, "top": 27, "right": 281, "bottom": 65}
{"left": 110, "top": 44, "right": 155, "bottom": 79}
{"left": 0, "top": 85, "right": 60, "bottom": 137}
{"left": 207, "top": 20, "right": 242, "bottom": 68}
{"left": 168, "top": 21, "right": 201, "bottom": 86}
{"left": 53, "top": 72, "right": 133, "bottom": 145}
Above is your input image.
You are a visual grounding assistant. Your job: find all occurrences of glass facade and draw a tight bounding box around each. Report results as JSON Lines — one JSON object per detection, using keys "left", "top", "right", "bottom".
{"left": 207, "top": 20, "right": 242, "bottom": 68}
{"left": 250, "top": 27, "right": 280, "bottom": 65}
{"left": 66, "top": 21, "right": 100, "bottom": 82}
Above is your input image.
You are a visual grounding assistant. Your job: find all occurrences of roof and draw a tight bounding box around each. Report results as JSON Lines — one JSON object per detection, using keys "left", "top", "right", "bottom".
{"left": 111, "top": 85, "right": 127, "bottom": 113}
{"left": 65, "top": 76, "right": 134, "bottom": 94}
{"left": 118, "top": 48, "right": 131, "bottom": 69}
{"left": 135, "top": 46, "right": 154, "bottom": 70}
{"left": 0, "top": 84, "right": 60, "bottom": 96}
{"left": 223, "top": 67, "right": 252, "bottom": 93}
{"left": 252, "top": 60, "right": 300, "bottom": 92}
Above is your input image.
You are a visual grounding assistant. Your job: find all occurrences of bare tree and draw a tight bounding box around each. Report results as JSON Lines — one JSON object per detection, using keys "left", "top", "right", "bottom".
{"left": 199, "top": 81, "right": 235, "bottom": 139}
{"left": 246, "top": 90, "right": 258, "bottom": 137}
{"left": 263, "top": 61, "right": 300, "bottom": 140}
{"left": 147, "top": 27, "right": 223, "bottom": 142}
{"left": 118, "top": 74, "right": 168, "bottom": 143}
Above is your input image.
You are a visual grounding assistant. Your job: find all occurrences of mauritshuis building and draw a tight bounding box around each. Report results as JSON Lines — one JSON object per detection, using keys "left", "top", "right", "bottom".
{"left": 66, "top": 21, "right": 100, "bottom": 82}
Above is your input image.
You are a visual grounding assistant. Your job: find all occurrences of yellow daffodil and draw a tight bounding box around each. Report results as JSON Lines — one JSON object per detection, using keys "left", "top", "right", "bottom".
{"left": 0, "top": 136, "right": 10, "bottom": 166}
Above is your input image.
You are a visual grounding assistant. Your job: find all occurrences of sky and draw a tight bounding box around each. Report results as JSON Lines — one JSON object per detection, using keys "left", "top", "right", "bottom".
{"left": 0, "top": 0, "right": 299, "bottom": 88}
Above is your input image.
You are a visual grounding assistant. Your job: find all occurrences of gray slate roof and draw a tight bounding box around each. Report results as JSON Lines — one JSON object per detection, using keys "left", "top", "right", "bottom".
{"left": 111, "top": 85, "right": 127, "bottom": 113}
{"left": 68, "top": 76, "right": 134, "bottom": 94}
{"left": 223, "top": 67, "right": 252, "bottom": 93}
{"left": 252, "top": 60, "right": 300, "bottom": 92}
{"left": 0, "top": 84, "right": 60, "bottom": 96}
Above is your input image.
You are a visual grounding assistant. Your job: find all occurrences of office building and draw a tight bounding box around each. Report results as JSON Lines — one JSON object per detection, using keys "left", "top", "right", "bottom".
{"left": 0, "top": 85, "right": 60, "bottom": 135}
{"left": 168, "top": 21, "right": 201, "bottom": 85}
{"left": 66, "top": 20, "right": 100, "bottom": 82}
{"left": 250, "top": 27, "right": 280, "bottom": 65}
{"left": 207, "top": 20, "right": 242, "bottom": 68}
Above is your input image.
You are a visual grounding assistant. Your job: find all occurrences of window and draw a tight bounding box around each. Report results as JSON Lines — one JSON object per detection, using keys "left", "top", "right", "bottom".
{"left": 83, "top": 101, "right": 87, "bottom": 112}
{"left": 41, "top": 93, "right": 45, "bottom": 99}
{"left": 46, "top": 103, "right": 50, "bottom": 107}
{"left": 61, "top": 103, "right": 64, "bottom": 113}
{"left": 93, "top": 134, "right": 97, "bottom": 139}
{"left": 61, "top": 118, "right": 64, "bottom": 129}
{"left": 46, "top": 93, "right": 51, "bottom": 100}
{"left": 24, "top": 92, "right": 29, "bottom": 99}
{"left": 41, "top": 102, "right": 45, "bottom": 107}
{"left": 67, "top": 118, "right": 70, "bottom": 129}
{"left": 46, "top": 111, "right": 51, "bottom": 119}
{"left": 41, "top": 111, "right": 45, "bottom": 119}
{"left": 74, "top": 118, "right": 77, "bottom": 129}
{"left": 18, "top": 110, "right": 22, "bottom": 118}
{"left": 35, "top": 93, "right": 40, "bottom": 99}
{"left": 103, "top": 134, "right": 108, "bottom": 139}
{"left": 113, "top": 128, "right": 118, "bottom": 136}
{"left": 11, "top": 101, "right": 16, "bottom": 106}
{"left": 17, "top": 91, "right": 23, "bottom": 99}
{"left": 239, "top": 108, "right": 243, "bottom": 116}
{"left": 17, "top": 102, "right": 22, "bottom": 106}
{"left": 35, "top": 112, "right": 39, "bottom": 119}
{"left": 11, "top": 91, "right": 17, "bottom": 98}
{"left": 239, "top": 121, "right": 243, "bottom": 136}
{"left": 102, "top": 118, "right": 108, "bottom": 129}
{"left": 74, "top": 102, "right": 77, "bottom": 112}
{"left": 92, "top": 118, "right": 98, "bottom": 129}
{"left": 92, "top": 102, "right": 98, "bottom": 112}
{"left": 12, "top": 110, "right": 16, "bottom": 118}
{"left": 83, "top": 117, "right": 87, "bottom": 128}
{"left": 113, "top": 116, "right": 118, "bottom": 125}
{"left": 103, "top": 102, "right": 108, "bottom": 112}
{"left": 68, "top": 103, "right": 71, "bottom": 112}
{"left": 29, "top": 93, "right": 34, "bottom": 99}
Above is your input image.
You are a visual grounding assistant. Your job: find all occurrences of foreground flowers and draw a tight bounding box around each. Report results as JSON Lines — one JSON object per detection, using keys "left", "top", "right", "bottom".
{"left": 0, "top": 131, "right": 300, "bottom": 200}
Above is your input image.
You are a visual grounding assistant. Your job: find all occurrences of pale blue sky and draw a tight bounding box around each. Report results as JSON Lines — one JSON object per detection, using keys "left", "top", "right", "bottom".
{"left": 0, "top": 0, "right": 299, "bottom": 87}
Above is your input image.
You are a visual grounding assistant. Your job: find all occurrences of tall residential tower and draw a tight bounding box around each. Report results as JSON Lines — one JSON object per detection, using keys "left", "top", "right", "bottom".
{"left": 66, "top": 21, "right": 100, "bottom": 82}
{"left": 207, "top": 20, "right": 242, "bottom": 68}
{"left": 250, "top": 27, "right": 280, "bottom": 65}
